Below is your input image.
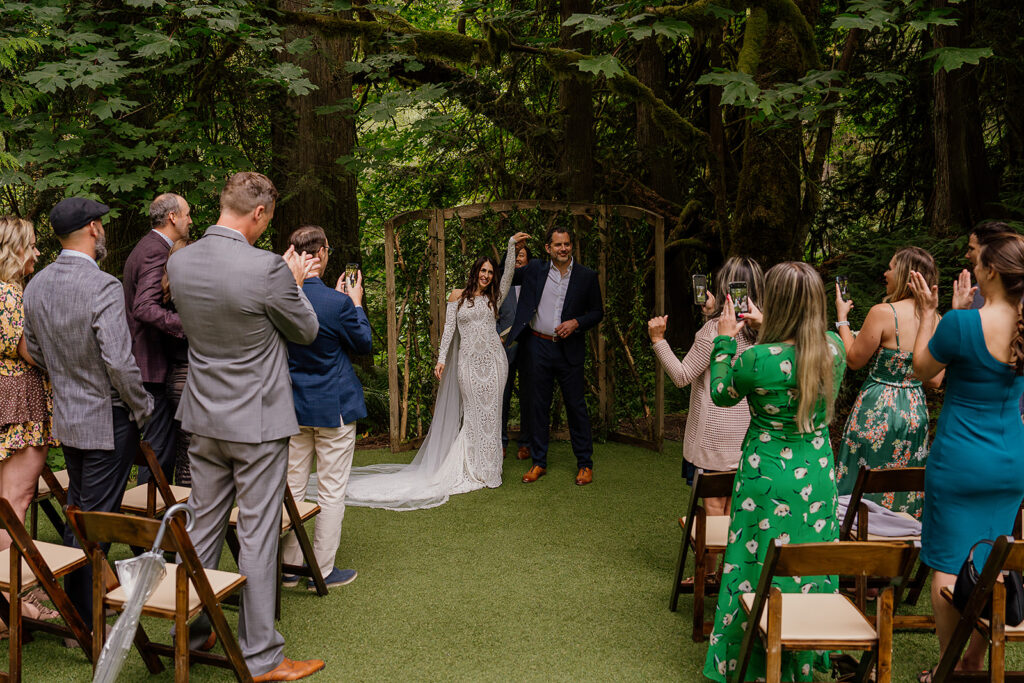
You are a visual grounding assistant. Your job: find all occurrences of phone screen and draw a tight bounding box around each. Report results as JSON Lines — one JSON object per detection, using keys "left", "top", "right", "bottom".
{"left": 729, "top": 281, "right": 749, "bottom": 320}
{"left": 345, "top": 262, "right": 360, "bottom": 287}
{"left": 836, "top": 275, "right": 848, "bottom": 300}
{"left": 692, "top": 274, "right": 708, "bottom": 305}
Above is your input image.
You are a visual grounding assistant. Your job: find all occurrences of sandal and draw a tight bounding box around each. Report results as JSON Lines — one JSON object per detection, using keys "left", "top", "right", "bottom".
{"left": 22, "top": 588, "right": 59, "bottom": 621}
{"left": 918, "top": 668, "right": 935, "bottom": 683}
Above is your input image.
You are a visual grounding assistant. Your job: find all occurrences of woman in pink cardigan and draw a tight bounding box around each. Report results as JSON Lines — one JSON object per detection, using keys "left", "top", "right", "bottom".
{"left": 648, "top": 256, "right": 764, "bottom": 521}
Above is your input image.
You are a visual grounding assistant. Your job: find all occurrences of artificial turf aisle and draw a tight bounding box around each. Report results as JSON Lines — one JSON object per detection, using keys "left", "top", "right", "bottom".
{"left": 6, "top": 440, "right": 1013, "bottom": 680}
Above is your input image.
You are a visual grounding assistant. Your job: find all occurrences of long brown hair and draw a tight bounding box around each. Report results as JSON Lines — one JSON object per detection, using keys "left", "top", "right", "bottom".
{"left": 458, "top": 256, "right": 500, "bottom": 317}
{"left": 758, "top": 262, "right": 839, "bottom": 432}
{"left": 978, "top": 233, "right": 1024, "bottom": 375}
{"left": 886, "top": 246, "right": 937, "bottom": 303}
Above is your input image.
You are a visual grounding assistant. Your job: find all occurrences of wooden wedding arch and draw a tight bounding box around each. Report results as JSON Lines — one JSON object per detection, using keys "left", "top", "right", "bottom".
{"left": 383, "top": 200, "right": 666, "bottom": 453}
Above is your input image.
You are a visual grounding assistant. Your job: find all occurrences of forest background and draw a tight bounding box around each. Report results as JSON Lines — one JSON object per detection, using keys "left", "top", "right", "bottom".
{"left": 1, "top": 0, "right": 1022, "bottom": 446}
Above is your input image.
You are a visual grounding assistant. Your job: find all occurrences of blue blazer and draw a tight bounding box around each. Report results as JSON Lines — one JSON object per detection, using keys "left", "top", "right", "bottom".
{"left": 508, "top": 259, "right": 603, "bottom": 366}
{"left": 288, "top": 278, "right": 372, "bottom": 427}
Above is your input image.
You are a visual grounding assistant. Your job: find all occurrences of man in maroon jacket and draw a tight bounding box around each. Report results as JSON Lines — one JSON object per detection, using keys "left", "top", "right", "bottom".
{"left": 123, "top": 193, "right": 192, "bottom": 483}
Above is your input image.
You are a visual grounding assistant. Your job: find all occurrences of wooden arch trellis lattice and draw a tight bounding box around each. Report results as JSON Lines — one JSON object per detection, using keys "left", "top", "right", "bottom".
{"left": 384, "top": 200, "right": 666, "bottom": 453}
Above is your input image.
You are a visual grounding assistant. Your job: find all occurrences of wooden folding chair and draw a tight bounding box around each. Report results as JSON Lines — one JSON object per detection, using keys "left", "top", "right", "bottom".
{"left": 669, "top": 469, "right": 735, "bottom": 642}
{"left": 0, "top": 496, "right": 92, "bottom": 682}
{"left": 732, "top": 539, "right": 920, "bottom": 683}
{"left": 66, "top": 504, "right": 252, "bottom": 683}
{"left": 224, "top": 487, "right": 326, "bottom": 618}
{"left": 120, "top": 441, "right": 191, "bottom": 519}
{"left": 30, "top": 464, "right": 69, "bottom": 538}
{"left": 935, "top": 535, "right": 1024, "bottom": 682}
{"left": 839, "top": 466, "right": 932, "bottom": 630}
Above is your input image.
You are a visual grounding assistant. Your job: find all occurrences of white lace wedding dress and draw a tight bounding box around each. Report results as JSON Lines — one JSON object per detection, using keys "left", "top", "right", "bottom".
{"left": 344, "top": 237, "right": 517, "bottom": 510}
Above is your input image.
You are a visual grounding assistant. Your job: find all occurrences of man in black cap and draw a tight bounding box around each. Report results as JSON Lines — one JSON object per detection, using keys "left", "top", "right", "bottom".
{"left": 22, "top": 197, "right": 153, "bottom": 628}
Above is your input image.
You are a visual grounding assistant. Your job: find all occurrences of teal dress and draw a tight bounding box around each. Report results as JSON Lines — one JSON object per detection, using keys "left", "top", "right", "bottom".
{"left": 703, "top": 333, "right": 847, "bottom": 682}
{"left": 921, "top": 310, "right": 1024, "bottom": 574}
{"left": 836, "top": 304, "right": 929, "bottom": 518}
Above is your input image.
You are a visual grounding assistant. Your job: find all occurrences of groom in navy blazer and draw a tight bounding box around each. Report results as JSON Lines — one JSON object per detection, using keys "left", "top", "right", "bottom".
{"left": 508, "top": 225, "right": 603, "bottom": 485}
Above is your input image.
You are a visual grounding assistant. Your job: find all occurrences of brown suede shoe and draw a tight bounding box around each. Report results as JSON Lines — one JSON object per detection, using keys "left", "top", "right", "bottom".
{"left": 575, "top": 467, "right": 593, "bottom": 486}
{"left": 253, "top": 657, "right": 325, "bottom": 682}
{"left": 522, "top": 465, "right": 546, "bottom": 483}
{"left": 516, "top": 446, "right": 530, "bottom": 460}
{"left": 199, "top": 632, "right": 217, "bottom": 652}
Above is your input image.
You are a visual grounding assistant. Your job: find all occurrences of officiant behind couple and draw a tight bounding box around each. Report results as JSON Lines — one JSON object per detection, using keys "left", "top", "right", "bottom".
{"left": 345, "top": 225, "right": 603, "bottom": 511}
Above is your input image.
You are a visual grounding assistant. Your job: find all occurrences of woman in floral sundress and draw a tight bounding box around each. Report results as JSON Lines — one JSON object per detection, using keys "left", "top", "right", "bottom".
{"left": 834, "top": 247, "right": 943, "bottom": 518}
{"left": 703, "top": 262, "right": 846, "bottom": 682}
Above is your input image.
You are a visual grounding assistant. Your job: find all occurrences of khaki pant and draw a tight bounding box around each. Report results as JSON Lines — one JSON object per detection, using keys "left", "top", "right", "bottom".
{"left": 281, "top": 421, "right": 357, "bottom": 577}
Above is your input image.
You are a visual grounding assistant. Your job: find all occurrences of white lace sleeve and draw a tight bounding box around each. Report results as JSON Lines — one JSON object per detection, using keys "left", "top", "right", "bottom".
{"left": 436, "top": 301, "right": 458, "bottom": 363}
{"left": 497, "top": 236, "right": 517, "bottom": 307}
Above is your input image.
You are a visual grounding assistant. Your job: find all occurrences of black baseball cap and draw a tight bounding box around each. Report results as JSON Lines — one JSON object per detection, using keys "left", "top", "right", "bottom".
{"left": 49, "top": 197, "right": 110, "bottom": 236}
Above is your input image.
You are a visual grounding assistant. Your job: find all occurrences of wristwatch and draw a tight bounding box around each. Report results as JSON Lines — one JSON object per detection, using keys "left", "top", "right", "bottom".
{"left": 835, "top": 321, "right": 850, "bottom": 330}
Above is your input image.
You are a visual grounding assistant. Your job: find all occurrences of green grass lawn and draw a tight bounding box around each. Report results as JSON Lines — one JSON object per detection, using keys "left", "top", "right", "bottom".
{"left": 7, "top": 440, "right": 1016, "bottom": 681}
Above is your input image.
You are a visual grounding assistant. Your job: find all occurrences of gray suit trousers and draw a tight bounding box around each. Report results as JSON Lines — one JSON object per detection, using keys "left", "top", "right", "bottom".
{"left": 184, "top": 435, "right": 287, "bottom": 676}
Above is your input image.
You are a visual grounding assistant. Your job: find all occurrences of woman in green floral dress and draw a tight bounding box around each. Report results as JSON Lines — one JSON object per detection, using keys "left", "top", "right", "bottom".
{"left": 703, "top": 262, "right": 847, "bottom": 683}
{"left": 834, "top": 247, "right": 942, "bottom": 518}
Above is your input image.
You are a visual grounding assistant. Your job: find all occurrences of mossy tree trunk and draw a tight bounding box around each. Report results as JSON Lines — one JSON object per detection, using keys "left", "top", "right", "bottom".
{"left": 559, "top": 0, "right": 595, "bottom": 210}
{"left": 270, "top": 0, "right": 359, "bottom": 281}
{"left": 730, "top": 0, "right": 820, "bottom": 265}
{"left": 929, "top": 0, "right": 997, "bottom": 234}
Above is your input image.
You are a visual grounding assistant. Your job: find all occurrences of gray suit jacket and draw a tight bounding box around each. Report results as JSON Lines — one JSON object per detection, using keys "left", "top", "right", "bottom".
{"left": 22, "top": 252, "right": 153, "bottom": 450}
{"left": 167, "top": 226, "right": 319, "bottom": 444}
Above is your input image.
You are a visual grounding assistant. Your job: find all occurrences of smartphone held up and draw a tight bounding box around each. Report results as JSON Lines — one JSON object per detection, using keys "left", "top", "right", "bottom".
{"left": 835, "top": 275, "right": 849, "bottom": 301}
{"left": 729, "top": 281, "right": 749, "bottom": 321}
{"left": 345, "top": 262, "right": 360, "bottom": 288}
{"left": 692, "top": 274, "right": 708, "bottom": 305}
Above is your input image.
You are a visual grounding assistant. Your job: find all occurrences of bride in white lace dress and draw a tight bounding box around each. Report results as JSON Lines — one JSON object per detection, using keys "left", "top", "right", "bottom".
{"left": 345, "top": 233, "right": 527, "bottom": 510}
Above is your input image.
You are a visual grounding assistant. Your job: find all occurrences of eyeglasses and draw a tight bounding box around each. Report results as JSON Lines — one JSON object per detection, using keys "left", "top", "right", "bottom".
{"left": 324, "top": 246, "right": 334, "bottom": 256}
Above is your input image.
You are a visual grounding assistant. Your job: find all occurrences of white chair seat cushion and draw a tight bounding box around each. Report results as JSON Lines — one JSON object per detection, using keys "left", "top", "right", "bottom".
{"left": 740, "top": 592, "right": 877, "bottom": 642}
{"left": 0, "top": 541, "right": 86, "bottom": 589}
{"left": 680, "top": 515, "right": 730, "bottom": 548}
{"left": 120, "top": 485, "right": 192, "bottom": 514}
{"left": 229, "top": 501, "right": 319, "bottom": 532}
{"left": 36, "top": 469, "right": 70, "bottom": 496}
{"left": 106, "top": 563, "right": 244, "bottom": 614}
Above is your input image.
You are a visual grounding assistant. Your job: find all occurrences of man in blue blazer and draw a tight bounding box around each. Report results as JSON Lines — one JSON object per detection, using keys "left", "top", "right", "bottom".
{"left": 283, "top": 225, "right": 372, "bottom": 589}
{"left": 508, "top": 225, "right": 603, "bottom": 485}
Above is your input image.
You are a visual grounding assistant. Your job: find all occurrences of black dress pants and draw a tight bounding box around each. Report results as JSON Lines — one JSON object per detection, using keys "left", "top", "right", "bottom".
{"left": 62, "top": 406, "right": 139, "bottom": 623}
{"left": 526, "top": 335, "right": 594, "bottom": 470}
{"left": 136, "top": 382, "right": 176, "bottom": 484}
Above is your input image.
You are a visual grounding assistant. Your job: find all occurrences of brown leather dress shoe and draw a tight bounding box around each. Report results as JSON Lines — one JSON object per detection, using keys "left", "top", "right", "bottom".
{"left": 253, "top": 657, "right": 326, "bottom": 682}
{"left": 516, "top": 446, "right": 530, "bottom": 460}
{"left": 199, "top": 632, "right": 217, "bottom": 652}
{"left": 522, "top": 465, "right": 546, "bottom": 483}
{"left": 575, "top": 467, "right": 593, "bottom": 486}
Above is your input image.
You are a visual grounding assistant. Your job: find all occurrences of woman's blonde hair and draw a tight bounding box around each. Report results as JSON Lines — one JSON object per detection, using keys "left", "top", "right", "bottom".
{"left": 0, "top": 215, "right": 35, "bottom": 287}
{"left": 758, "top": 262, "right": 838, "bottom": 432}
{"left": 885, "top": 246, "right": 937, "bottom": 303}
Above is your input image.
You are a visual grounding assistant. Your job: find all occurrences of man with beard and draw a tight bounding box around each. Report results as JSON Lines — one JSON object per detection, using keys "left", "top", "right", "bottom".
{"left": 22, "top": 197, "right": 153, "bottom": 627}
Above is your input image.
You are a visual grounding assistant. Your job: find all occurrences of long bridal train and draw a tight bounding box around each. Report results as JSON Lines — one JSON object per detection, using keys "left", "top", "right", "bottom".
{"left": 343, "top": 236, "right": 518, "bottom": 511}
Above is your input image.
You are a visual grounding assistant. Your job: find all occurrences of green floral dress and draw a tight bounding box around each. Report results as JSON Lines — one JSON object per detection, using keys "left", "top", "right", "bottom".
{"left": 703, "top": 332, "right": 846, "bottom": 683}
{"left": 835, "top": 305, "right": 928, "bottom": 518}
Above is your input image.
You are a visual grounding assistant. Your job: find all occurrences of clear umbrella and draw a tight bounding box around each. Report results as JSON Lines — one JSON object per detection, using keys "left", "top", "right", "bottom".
{"left": 93, "top": 503, "right": 195, "bottom": 683}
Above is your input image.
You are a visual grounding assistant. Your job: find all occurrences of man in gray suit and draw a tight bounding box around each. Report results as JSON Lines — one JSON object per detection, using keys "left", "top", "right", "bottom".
{"left": 167, "top": 172, "right": 324, "bottom": 682}
{"left": 22, "top": 197, "right": 154, "bottom": 624}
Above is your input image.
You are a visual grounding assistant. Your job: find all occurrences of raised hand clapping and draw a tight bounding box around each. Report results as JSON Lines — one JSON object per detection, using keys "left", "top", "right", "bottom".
{"left": 908, "top": 270, "right": 939, "bottom": 314}
{"left": 951, "top": 268, "right": 977, "bottom": 310}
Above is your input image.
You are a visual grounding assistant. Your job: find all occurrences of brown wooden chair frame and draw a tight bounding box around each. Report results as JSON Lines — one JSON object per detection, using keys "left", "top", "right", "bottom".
{"left": 840, "top": 465, "right": 933, "bottom": 630}
{"left": 29, "top": 463, "right": 68, "bottom": 539}
{"left": 66, "top": 505, "right": 253, "bottom": 683}
{"left": 224, "top": 487, "right": 327, "bottom": 619}
{"left": 120, "top": 441, "right": 191, "bottom": 519}
{"left": 732, "top": 539, "right": 920, "bottom": 683}
{"left": 0, "top": 496, "right": 94, "bottom": 681}
{"left": 935, "top": 535, "right": 1024, "bottom": 682}
{"left": 669, "top": 468, "right": 735, "bottom": 642}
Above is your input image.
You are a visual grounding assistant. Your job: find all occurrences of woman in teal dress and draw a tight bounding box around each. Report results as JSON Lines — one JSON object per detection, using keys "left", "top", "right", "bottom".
{"left": 909, "top": 233, "right": 1024, "bottom": 680}
{"left": 834, "top": 247, "right": 943, "bottom": 518}
{"left": 703, "top": 262, "right": 847, "bottom": 682}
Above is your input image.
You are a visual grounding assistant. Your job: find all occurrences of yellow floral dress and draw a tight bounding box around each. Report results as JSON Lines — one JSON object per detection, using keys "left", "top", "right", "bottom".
{"left": 0, "top": 281, "right": 57, "bottom": 457}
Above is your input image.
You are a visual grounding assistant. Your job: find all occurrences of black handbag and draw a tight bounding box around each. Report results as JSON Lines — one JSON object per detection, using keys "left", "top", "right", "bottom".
{"left": 952, "top": 539, "right": 1024, "bottom": 627}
